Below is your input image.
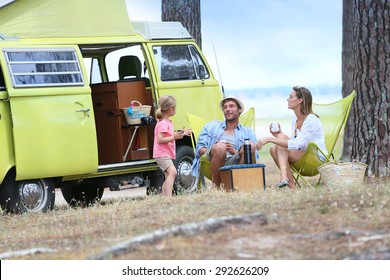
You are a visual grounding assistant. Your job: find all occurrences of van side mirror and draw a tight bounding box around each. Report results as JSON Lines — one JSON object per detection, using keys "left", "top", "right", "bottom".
{"left": 199, "top": 65, "right": 206, "bottom": 81}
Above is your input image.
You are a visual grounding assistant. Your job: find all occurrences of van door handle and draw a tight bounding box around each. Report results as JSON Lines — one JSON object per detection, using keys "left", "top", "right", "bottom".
{"left": 76, "top": 108, "right": 90, "bottom": 117}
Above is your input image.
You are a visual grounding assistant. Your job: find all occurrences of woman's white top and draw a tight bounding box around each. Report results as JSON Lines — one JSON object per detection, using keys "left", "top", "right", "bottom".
{"left": 288, "top": 114, "right": 328, "bottom": 155}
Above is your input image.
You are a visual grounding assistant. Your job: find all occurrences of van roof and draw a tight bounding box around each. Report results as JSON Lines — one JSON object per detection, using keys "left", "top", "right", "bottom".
{"left": 0, "top": 0, "right": 192, "bottom": 44}
{"left": 0, "top": 0, "right": 135, "bottom": 39}
{"left": 132, "top": 21, "right": 191, "bottom": 40}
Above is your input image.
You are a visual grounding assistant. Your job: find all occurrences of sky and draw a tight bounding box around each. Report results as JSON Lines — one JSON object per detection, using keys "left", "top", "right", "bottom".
{"left": 125, "top": 0, "right": 342, "bottom": 90}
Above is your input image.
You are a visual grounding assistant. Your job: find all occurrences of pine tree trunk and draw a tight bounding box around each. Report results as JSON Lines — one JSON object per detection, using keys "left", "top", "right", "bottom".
{"left": 161, "top": 0, "right": 202, "bottom": 48}
{"left": 341, "top": 0, "right": 355, "bottom": 158}
{"left": 352, "top": 0, "right": 390, "bottom": 178}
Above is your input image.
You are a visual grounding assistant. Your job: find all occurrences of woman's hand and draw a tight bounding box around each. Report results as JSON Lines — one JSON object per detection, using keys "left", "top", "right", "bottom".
{"left": 269, "top": 123, "right": 282, "bottom": 137}
{"left": 256, "top": 137, "right": 269, "bottom": 150}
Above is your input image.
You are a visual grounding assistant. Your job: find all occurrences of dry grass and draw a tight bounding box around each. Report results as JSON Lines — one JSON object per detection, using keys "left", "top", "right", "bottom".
{"left": 1, "top": 156, "right": 390, "bottom": 260}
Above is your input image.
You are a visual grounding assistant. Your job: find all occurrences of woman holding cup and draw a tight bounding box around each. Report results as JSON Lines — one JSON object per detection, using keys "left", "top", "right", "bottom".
{"left": 256, "top": 86, "right": 327, "bottom": 189}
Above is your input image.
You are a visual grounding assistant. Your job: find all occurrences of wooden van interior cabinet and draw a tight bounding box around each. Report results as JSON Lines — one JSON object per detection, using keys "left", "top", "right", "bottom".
{"left": 91, "top": 81, "right": 153, "bottom": 164}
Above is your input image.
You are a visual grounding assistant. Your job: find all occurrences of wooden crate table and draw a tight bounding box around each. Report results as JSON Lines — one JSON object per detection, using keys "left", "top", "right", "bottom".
{"left": 219, "top": 164, "right": 266, "bottom": 192}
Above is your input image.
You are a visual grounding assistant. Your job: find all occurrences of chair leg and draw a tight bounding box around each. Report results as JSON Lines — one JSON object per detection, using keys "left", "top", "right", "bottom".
{"left": 292, "top": 172, "right": 302, "bottom": 188}
{"left": 292, "top": 171, "right": 313, "bottom": 189}
{"left": 299, "top": 175, "right": 313, "bottom": 189}
{"left": 200, "top": 174, "right": 207, "bottom": 191}
{"left": 315, "top": 176, "right": 322, "bottom": 187}
{"left": 197, "top": 173, "right": 204, "bottom": 190}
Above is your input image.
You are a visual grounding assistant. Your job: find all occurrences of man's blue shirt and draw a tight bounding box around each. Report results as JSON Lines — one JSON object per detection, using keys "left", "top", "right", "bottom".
{"left": 191, "top": 120, "right": 257, "bottom": 177}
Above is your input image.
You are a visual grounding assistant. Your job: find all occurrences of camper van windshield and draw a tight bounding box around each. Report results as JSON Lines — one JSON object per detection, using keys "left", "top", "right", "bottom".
{"left": 4, "top": 48, "right": 84, "bottom": 88}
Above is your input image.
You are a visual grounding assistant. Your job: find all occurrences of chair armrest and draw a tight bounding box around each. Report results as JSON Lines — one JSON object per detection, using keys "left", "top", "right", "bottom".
{"left": 306, "top": 142, "right": 331, "bottom": 162}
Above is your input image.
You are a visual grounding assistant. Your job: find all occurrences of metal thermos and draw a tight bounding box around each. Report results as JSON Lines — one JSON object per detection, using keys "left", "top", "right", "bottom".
{"left": 244, "top": 139, "right": 252, "bottom": 164}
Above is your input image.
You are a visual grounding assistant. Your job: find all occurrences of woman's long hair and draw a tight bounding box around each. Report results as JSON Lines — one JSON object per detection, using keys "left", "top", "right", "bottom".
{"left": 293, "top": 86, "right": 318, "bottom": 117}
{"left": 155, "top": 95, "right": 176, "bottom": 120}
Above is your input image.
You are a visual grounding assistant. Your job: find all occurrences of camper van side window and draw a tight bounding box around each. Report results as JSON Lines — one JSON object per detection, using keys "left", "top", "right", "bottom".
{"left": 189, "top": 45, "right": 210, "bottom": 80}
{"left": 4, "top": 48, "right": 84, "bottom": 88}
{"left": 153, "top": 45, "right": 209, "bottom": 81}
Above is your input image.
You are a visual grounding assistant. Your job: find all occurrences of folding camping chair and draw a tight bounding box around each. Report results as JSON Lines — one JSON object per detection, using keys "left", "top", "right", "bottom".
{"left": 290, "top": 91, "right": 356, "bottom": 188}
{"left": 239, "top": 107, "right": 256, "bottom": 132}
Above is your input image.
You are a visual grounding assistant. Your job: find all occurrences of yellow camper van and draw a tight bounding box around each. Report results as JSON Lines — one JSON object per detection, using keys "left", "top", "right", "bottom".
{"left": 0, "top": 0, "right": 224, "bottom": 213}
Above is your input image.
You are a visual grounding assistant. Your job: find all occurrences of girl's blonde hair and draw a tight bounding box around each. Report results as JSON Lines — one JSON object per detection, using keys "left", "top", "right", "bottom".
{"left": 155, "top": 95, "right": 177, "bottom": 120}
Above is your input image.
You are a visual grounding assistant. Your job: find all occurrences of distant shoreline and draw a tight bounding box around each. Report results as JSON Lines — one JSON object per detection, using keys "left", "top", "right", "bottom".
{"left": 227, "top": 85, "right": 342, "bottom": 119}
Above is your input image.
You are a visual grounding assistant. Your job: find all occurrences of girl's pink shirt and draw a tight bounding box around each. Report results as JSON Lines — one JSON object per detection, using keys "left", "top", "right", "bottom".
{"left": 153, "top": 119, "right": 176, "bottom": 159}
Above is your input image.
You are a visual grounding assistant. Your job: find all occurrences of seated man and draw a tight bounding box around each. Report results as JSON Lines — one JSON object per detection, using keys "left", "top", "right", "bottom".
{"left": 192, "top": 96, "right": 257, "bottom": 187}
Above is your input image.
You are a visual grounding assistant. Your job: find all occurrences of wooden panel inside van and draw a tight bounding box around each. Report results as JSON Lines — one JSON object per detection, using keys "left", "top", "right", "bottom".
{"left": 90, "top": 81, "right": 154, "bottom": 164}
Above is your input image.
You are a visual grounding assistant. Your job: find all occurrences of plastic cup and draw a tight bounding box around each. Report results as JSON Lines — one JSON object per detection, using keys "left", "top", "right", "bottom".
{"left": 271, "top": 122, "right": 280, "bottom": 133}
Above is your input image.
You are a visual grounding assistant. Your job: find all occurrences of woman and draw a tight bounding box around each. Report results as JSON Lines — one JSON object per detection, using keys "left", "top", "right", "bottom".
{"left": 256, "top": 86, "right": 327, "bottom": 189}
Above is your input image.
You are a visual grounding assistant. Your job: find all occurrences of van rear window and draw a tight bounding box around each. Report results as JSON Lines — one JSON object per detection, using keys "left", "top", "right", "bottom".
{"left": 3, "top": 48, "right": 84, "bottom": 88}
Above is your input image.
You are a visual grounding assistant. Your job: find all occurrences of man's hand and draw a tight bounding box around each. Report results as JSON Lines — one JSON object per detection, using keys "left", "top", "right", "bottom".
{"left": 225, "top": 142, "right": 236, "bottom": 154}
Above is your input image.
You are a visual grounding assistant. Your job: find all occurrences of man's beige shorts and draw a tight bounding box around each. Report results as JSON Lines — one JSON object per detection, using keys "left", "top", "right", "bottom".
{"left": 155, "top": 156, "right": 174, "bottom": 172}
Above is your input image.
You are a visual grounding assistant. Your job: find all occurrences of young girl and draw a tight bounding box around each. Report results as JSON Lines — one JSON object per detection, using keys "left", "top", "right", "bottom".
{"left": 153, "top": 95, "right": 191, "bottom": 196}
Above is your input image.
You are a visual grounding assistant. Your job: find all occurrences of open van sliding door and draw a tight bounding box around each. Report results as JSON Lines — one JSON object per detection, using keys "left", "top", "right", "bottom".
{"left": 2, "top": 46, "right": 98, "bottom": 180}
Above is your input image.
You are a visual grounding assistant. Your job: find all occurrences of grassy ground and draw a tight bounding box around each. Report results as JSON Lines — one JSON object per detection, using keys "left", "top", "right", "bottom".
{"left": 1, "top": 150, "right": 390, "bottom": 260}
{"left": 0, "top": 116, "right": 388, "bottom": 260}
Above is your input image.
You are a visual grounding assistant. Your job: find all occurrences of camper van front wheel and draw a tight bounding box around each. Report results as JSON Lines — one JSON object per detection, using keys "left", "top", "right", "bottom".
{"left": 0, "top": 170, "right": 55, "bottom": 214}
{"left": 173, "top": 145, "right": 195, "bottom": 194}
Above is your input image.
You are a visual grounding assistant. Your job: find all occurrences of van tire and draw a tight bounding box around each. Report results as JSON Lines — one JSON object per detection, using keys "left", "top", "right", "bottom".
{"left": 60, "top": 184, "right": 104, "bottom": 207}
{"left": 173, "top": 145, "right": 195, "bottom": 194}
{"left": 0, "top": 169, "right": 55, "bottom": 214}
